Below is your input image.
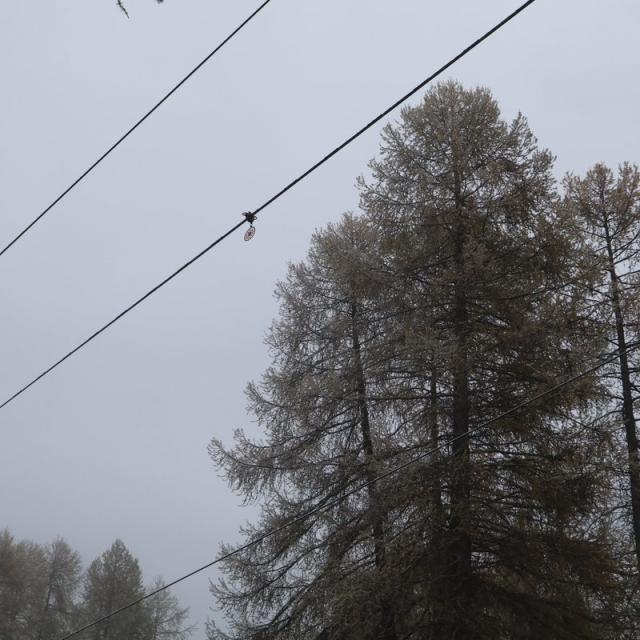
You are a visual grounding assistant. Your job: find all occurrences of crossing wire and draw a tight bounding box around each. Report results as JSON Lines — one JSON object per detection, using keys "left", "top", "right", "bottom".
{"left": 0, "top": 0, "right": 537, "bottom": 412}
{"left": 0, "top": 0, "right": 273, "bottom": 258}
{"left": 59, "top": 339, "right": 640, "bottom": 640}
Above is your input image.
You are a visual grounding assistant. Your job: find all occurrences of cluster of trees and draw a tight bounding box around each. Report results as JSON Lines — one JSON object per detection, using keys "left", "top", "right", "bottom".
{"left": 0, "top": 532, "right": 192, "bottom": 640}
{"left": 208, "top": 82, "right": 640, "bottom": 639}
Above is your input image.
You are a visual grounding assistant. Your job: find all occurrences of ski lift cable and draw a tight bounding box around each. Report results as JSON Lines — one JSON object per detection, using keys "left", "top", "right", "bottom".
{"left": 0, "top": 0, "right": 274, "bottom": 259}
{"left": 0, "top": 0, "right": 537, "bottom": 412}
{"left": 59, "top": 338, "right": 640, "bottom": 640}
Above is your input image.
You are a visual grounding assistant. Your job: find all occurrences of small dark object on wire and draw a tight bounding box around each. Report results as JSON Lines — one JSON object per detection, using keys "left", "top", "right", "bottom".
{"left": 243, "top": 212, "right": 257, "bottom": 241}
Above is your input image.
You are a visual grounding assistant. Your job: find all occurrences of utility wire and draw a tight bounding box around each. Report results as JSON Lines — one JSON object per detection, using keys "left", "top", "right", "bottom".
{"left": 0, "top": 0, "right": 537, "bottom": 412}
{"left": 59, "top": 339, "right": 640, "bottom": 640}
{"left": 251, "top": 0, "right": 537, "bottom": 218}
{"left": 0, "top": 219, "right": 246, "bottom": 411}
{"left": 0, "top": 0, "right": 273, "bottom": 259}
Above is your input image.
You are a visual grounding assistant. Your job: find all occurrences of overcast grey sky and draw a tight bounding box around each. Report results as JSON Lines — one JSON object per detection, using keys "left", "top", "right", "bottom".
{"left": 1, "top": 0, "right": 638, "bottom": 636}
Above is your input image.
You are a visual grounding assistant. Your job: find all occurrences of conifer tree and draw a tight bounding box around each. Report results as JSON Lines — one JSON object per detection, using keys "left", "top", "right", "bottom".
{"left": 82, "top": 539, "right": 149, "bottom": 640}
{"left": 208, "top": 214, "right": 404, "bottom": 639}
{"left": 0, "top": 530, "right": 47, "bottom": 640}
{"left": 358, "top": 80, "right": 620, "bottom": 639}
{"left": 564, "top": 164, "right": 640, "bottom": 571}
{"left": 145, "top": 577, "right": 194, "bottom": 640}
{"left": 209, "top": 83, "right": 623, "bottom": 639}
{"left": 34, "top": 538, "right": 82, "bottom": 640}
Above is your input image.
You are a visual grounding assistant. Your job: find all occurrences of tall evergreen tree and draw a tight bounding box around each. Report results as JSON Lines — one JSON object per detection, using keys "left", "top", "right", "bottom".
{"left": 34, "top": 538, "right": 82, "bottom": 640}
{"left": 0, "top": 530, "right": 47, "bottom": 640}
{"left": 358, "top": 80, "right": 619, "bottom": 639}
{"left": 144, "top": 577, "right": 194, "bottom": 640}
{"left": 564, "top": 163, "right": 640, "bottom": 571}
{"left": 209, "top": 214, "right": 403, "bottom": 639}
{"left": 209, "top": 82, "right": 623, "bottom": 639}
{"left": 82, "top": 539, "right": 150, "bottom": 640}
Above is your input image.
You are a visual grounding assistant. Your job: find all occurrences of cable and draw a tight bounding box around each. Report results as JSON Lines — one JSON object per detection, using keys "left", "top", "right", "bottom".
{"left": 0, "top": 0, "right": 537, "bottom": 412}
{"left": 0, "top": 219, "right": 247, "bottom": 411}
{"left": 59, "top": 339, "right": 640, "bottom": 640}
{"left": 0, "top": 0, "right": 273, "bottom": 259}
{"left": 251, "top": 0, "right": 537, "bottom": 218}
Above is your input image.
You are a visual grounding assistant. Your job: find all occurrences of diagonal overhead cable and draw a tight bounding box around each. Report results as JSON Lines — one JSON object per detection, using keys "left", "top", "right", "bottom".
{"left": 252, "top": 0, "right": 536, "bottom": 217}
{"left": 0, "top": 218, "right": 248, "bottom": 411}
{"left": 0, "top": 0, "right": 537, "bottom": 412}
{"left": 58, "top": 338, "right": 640, "bottom": 640}
{"left": 0, "top": 0, "right": 273, "bottom": 259}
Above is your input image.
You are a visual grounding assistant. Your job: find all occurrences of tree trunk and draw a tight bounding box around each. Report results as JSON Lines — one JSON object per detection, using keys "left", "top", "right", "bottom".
{"left": 351, "top": 305, "right": 398, "bottom": 640}
{"left": 604, "top": 219, "right": 640, "bottom": 569}
{"left": 427, "top": 366, "right": 446, "bottom": 640}
{"left": 444, "top": 186, "right": 473, "bottom": 638}
{"left": 36, "top": 579, "right": 54, "bottom": 640}
{"left": 430, "top": 368, "right": 443, "bottom": 520}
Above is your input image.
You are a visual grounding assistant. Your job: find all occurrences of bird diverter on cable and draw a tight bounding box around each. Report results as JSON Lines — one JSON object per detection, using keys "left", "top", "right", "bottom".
{"left": 243, "top": 212, "right": 257, "bottom": 241}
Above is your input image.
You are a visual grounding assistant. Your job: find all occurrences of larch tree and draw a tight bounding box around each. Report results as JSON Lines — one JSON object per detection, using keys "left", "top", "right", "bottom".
{"left": 144, "top": 577, "right": 194, "bottom": 640}
{"left": 0, "top": 530, "right": 48, "bottom": 640}
{"left": 81, "top": 539, "right": 149, "bottom": 640}
{"left": 34, "top": 538, "right": 82, "bottom": 640}
{"left": 358, "top": 80, "right": 619, "bottom": 639}
{"left": 209, "top": 82, "right": 624, "bottom": 640}
{"left": 564, "top": 164, "right": 640, "bottom": 573}
{"left": 208, "top": 214, "right": 409, "bottom": 640}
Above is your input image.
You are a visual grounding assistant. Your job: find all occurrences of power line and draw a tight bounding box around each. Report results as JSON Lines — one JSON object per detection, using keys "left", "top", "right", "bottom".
{"left": 251, "top": 0, "right": 537, "bottom": 218}
{"left": 59, "top": 339, "right": 640, "bottom": 640}
{"left": 0, "top": 0, "right": 273, "bottom": 259}
{"left": 0, "top": 218, "right": 247, "bottom": 411}
{"left": 0, "top": 0, "right": 537, "bottom": 412}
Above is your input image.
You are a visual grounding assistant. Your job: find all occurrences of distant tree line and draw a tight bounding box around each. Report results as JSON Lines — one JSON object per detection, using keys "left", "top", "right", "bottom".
{"left": 0, "top": 532, "right": 193, "bottom": 640}
{"left": 208, "top": 81, "right": 640, "bottom": 639}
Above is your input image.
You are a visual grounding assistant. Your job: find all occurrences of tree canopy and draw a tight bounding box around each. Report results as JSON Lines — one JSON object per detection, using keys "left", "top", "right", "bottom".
{"left": 209, "top": 81, "right": 640, "bottom": 640}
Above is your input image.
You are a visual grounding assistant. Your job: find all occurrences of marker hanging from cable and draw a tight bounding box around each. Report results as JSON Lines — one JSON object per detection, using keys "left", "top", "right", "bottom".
{"left": 243, "top": 212, "right": 257, "bottom": 241}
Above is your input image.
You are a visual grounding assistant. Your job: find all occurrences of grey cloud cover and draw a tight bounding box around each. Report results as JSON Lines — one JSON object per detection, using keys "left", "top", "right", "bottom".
{"left": 1, "top": 0, "right": 638, "bottom": 634}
